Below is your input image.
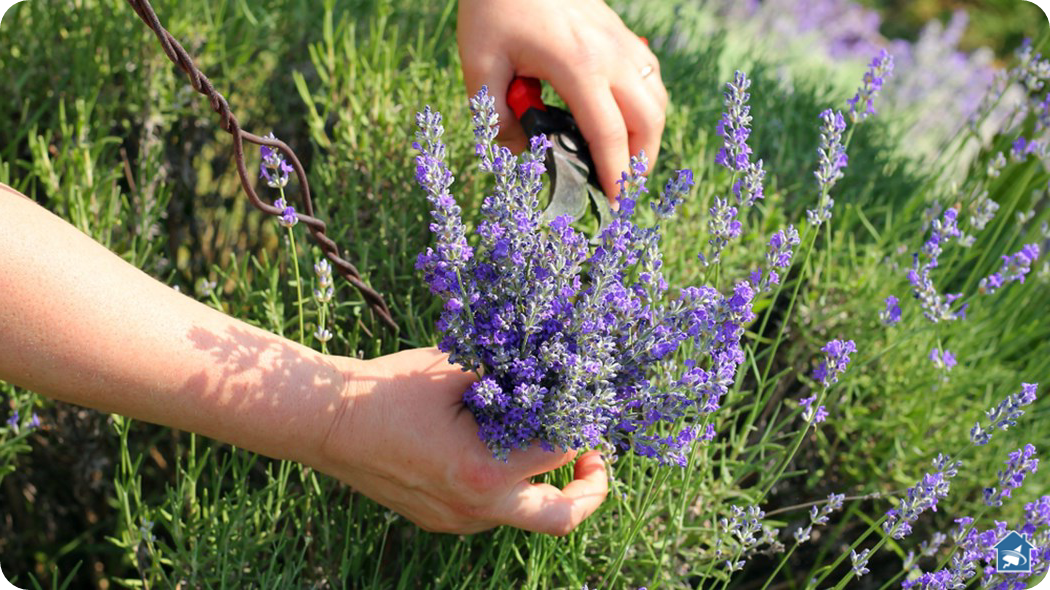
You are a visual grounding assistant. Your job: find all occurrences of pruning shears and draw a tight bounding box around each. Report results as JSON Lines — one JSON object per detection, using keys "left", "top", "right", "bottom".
{"left": 507, "top": 76, "right": 615, "bottom": 237}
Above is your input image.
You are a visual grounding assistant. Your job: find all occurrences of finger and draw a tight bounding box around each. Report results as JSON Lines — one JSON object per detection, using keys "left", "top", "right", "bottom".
{"left": 612, "top": 80, "right": 666, "bottom": 174}
{"left": 460, "top": 53, "right": 527, "bottom": 153}
{"left": 498, "top": 451, "right": 608, "bottom": 536}
{"left": 548, "top": 71, "right": 630, "bottom": 200}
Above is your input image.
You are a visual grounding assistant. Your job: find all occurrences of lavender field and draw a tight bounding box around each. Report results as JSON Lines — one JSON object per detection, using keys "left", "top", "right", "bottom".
{"left": 0, "top": 0, "right": 1047, "bottom": 588}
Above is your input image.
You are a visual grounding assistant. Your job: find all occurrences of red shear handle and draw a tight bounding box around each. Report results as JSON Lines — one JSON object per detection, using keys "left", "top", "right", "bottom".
{"left": 507, "top": 76, "right": 546, "bottom": 119}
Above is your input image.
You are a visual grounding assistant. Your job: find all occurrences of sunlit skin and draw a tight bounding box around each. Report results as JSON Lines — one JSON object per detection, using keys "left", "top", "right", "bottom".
{"left": 0, "top": 184, "right": 608, "bottom": 535}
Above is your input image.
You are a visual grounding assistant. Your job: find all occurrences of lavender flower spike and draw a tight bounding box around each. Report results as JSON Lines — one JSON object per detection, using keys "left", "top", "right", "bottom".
{"left": 757, "top": 225, "right": 800, "bottom": 291}
{"left": 799, "top": 395, "right": 828, "bottom": 425}
{"left": 314, "top": 258, "right": 334, "bottom": 303}
{"left": 984, "top": 444, "right": 1039, "bottom": 507}
{"left": 971, "top": 383, "right": 1038, "bottom": 445}
{"left": 847, "top": 49, "right": 894, "bottom": 122}
{"left": 715, "top": 71, "right": 754, "bottom": 172}
{"left": 714, "top": 70, "right": 766, "bottom": 208}
{"left": 850, "top": 549, "right": 872, "bottom": 577}
{"left": 929, "top": 348, "right": 957, "bottom": 372}
{"left": 259, "top": 132, "right": 293, "bottom": 189}
{"left": 815, "top": 109, "right": 848, "bottom": 193}
{"left": 812, "top": 339, "right": 856, "bottom": 388}
{"left": 794, "top": 493, "right": 845, "bottom": 544}
{"left": 652, "top": 169, "right": 694, "bottom": 218}
{"left": 978, "top": 243, "right": 1041, "bottom": 295}
{"left": 704, "top": 196, "right": 742, "bottom": 265}
{"left": 883, "top": 454, "right": 962, "bottom": 540}
{"left": 807, "top": 109, "right": 847, "bottom": 226}
{"left": 880, "top": 295, "right": 902, "bottom": 326}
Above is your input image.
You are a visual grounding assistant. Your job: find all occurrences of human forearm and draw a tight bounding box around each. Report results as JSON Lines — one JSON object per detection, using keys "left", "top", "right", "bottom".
{"left": 0, "top": 184, "right": 350, "bottom": 464}
{"left": 0, "top": 183, "right": 608, "bottom": 535}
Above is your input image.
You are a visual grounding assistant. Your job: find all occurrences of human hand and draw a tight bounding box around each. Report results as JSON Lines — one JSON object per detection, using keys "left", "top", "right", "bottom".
{"left": 457, "top": 0, "right": 668, "bottom": 200}
{"left": 313, "top": 348, "right": 608, "bottom": 535}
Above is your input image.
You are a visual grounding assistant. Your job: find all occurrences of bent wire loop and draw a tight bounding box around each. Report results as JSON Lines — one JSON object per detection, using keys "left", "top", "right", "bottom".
{"left": 125, "top": 0, "right": 397, "bottom": 332}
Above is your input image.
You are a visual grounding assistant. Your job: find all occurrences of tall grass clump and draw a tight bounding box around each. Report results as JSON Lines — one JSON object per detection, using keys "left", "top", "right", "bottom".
{"left": 0, "top": 0, "right": 1047, "bottom": 587}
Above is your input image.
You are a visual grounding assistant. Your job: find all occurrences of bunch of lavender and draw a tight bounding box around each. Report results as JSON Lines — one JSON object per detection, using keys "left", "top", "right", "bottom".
{"left": 415, "top": 88, "right": 755, "bottom": 464}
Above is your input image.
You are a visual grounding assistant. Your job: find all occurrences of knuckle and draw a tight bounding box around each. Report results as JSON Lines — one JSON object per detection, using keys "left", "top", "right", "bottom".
{"left": 592, "top": 124, "right": 628, "bottom": 149}
{"left": 644, "top": 109, "right": 667, "bottom": 136}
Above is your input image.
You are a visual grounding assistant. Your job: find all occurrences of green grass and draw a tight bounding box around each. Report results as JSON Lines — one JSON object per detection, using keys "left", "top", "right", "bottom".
{"left": 1, "top": 0, "right": 1047, "bottom": 588}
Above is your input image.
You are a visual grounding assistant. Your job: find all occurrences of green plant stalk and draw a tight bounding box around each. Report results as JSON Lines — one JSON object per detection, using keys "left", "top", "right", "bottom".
{"left": 730, "top": 223, "right": 817, "bottom": 466}
{"left": 759, "top": 541, "right": 800, "bottom": 590}
{"left": 601, "top": 466, "right": 671, "bottom": 587}
{"left": 808, "top": 513, "right": 889, "bottom": 589}
{"left": 281, "top": 184, "right": 306, "bottom": 345}
{"left": 758, "top": 384, "right": 831, "bottom": 501}
{"left": 960, "top": 163, "right": 1038, "bottom": 294}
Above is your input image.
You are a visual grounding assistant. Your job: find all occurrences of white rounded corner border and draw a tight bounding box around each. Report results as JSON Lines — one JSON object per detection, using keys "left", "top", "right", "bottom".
{"left": 0, "top": 0, "right": 27, "bottom": 30}
{"left": 1024, "top": 0, "right": 1050, "bottom": 29}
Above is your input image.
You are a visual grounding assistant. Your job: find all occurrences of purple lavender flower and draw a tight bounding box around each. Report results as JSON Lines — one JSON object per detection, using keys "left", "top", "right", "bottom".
{"left": 733, "top": 161, "right": 765, "bottom": 208}
{"left": 922, "top": 208, "right": 962, "bottom": 268}
{"left": 799, "top": 395, "right": 828, "bottom": 424}
{"left": 907, "top": 208, "right": 968, "bottom": 323}
{"left": 815, "top": 109, "right": 848, "bottom": 192}
{"left": 883, "top": 454, "right": 961, "bottom": 540}
{"left": 908, "top": 261, "right": 965, "bottom": 323}
{"left": 984, "top": 445, "right": 1039, "bottom": 507}
{"left": 1016, "top": 38, "right": 1050, "bottom": 93}
{"left": 929, "top": 348, "right": 957, "bottom": 372}
{"left": 5, "top": 411, "right": 18, "bottom": 430}
{"left": 971, "top": 383, "right": 1038, "bottom": 446}
{"left": 757, "top": 225, "right": 800, "bottom": 291}
{"left": 969, "top": 192, "right": 999, "bottom": 230}
{"left": 848, "top": 49, "right": 894, "bottom": 122}
{"left": 717, "top": 504, "right": 780, "bottom": 571}
{"left": 713, "top": 71, "right": 765, "bottom": 209}
{"left": 715, "top": 71, "right": 754, "bottom": 172}
{"left": 259, "top": 134, "right": 293, "bottom": 189}
{"left": 795, "top": 493, "right": 846, "bottom": 544}
{"left": 908, "top": 495, "right": 1050, "bottom": 590}
{"left": 881, "top": 295, "right": 902, "bottom": 325}
{"left": 978, "top": 244, "right": 1041, "bottom": 295}
{"left": 277, "top": 204, "right": 298, "bottom": 228}
{"left": 806, "top": 109, "right": 848, "bottom": 227}
{"left": 704, "top": 196, "right": 742, "bottom": 265}
{"left": 652, "top": 169, "right": 694, "bottom": 218}
{"left": 1010, "top": 137, "right": 1041, "bottom": 162}
{"left": 313, "top": 327, "right": 333, "bottom": 343}
{"left": 851, "top": 548, "right": 872, "bottom": 577}
{"left": 1036, "top": 93, "right": 1050, "bottom": 133}
{"left": 812, "top": 339, "right": 856, "bottom": 388}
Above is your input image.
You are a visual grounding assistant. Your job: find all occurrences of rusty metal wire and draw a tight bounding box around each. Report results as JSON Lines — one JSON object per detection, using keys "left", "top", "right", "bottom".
{"left": 126, "top": 0, "right": 397, "bottom": 332}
